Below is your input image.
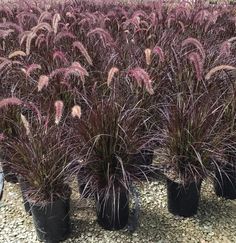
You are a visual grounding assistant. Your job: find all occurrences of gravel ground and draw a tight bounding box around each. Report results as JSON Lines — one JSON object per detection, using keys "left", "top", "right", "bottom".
{"left": 0, "top": 178, "right": 236, "bottom": 243}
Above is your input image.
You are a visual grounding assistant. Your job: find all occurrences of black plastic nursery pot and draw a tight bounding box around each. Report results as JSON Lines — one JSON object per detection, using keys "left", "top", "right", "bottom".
{"left": 167, "top": 179, "right": 202, "bottom": 217}
{"left": 31, "top": 198, "right": 70, "bottom": 242}
{"left": 18, "top": 179, "right": 31, "bottom": 215}
{"left": 96, "top": 186, "right": 129, "bottom": 231}
{"left": 214, "top": 164, "right": 236, "bottom": 200}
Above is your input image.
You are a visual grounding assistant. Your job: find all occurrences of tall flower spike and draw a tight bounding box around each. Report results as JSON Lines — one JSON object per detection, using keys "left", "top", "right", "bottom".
{"left": 182, "top": 37, "right": 205, "bottom": 60}
{"left": 71, "top": 105, "right": 82, "bottom": 119}
{"left": 205, "top": 65, "right": 236, "bottom": 80}
{"left": 107, "top": 67, "right": 119, "bottom": 86}
{"left": 153, "top": 46, "right": 165, "bottom": 62}
{"left": 54, "top": 100, "right": 64, "bottom": 125}
{"left": 188, "top": 52, "right": 203, "bottom": 81}
{"left": 52, "top": 13, "right": 61, "bottom": 34}
{"left": 8, "top": 50, "right": 26, "bottom": 59}
{"left": 73, "top": 41, "right": 93, "bottom": 66}
{"left": 144, "top": 48, "right": 152, "bottom": 65}
{"left": 20, "top": 114, "right": 31, "bottom": 135}
{"left": 129, "top": 68, "right": 154, "bottom": 95}
{"left": 0, "top": 97, "right": 22, "bottom": 109}
{"left": 37, "top": 75, "right": 49, "bottom": 92}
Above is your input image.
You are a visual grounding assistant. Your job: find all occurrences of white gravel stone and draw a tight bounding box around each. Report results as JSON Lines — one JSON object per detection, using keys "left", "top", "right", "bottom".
{"left": 1, "top": 179, "right": 236, "bottom": 242}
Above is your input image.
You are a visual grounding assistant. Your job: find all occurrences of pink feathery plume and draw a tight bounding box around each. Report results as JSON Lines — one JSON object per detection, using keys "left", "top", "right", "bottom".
{"left": 54, "top": 100, "right": 64, "bottom": 125}
{"left": 188, "top": 52, "right": 203, "bottom": 81}
{"left": 0, "top": 97, "right": 22, "bottom": 109}
{"left": 37, "top": 75, "right": 49, "bottom": 92}
{"left": 129, "top": 68, "right": 154, "bottom": 95}
{"left": 182, "top": 37, "right": 206, "bottom": 60}
{"left": 71, "top": 105, "right": 82, "bottom": 119}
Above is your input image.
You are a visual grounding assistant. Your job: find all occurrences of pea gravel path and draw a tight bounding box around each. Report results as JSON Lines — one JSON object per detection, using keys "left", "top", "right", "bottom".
{"left": 0, "top": 179, "right": 236, "bottom": 243}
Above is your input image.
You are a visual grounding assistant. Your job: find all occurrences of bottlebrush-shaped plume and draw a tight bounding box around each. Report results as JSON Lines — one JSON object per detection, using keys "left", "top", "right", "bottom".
{"left": 25, "top": 64, "right": 41, "bottom": 77}
{"left": 144, "top": 48, "right": 152, "bottom": 65}
{"left": 52, "top": 13, "right": 61, "bottom": 34}
{"left": 205, "top": 65, "right": 236, "bottom": 80}
{"left": 20, "top": 114, "right": 31, "bottom": 135}
{"left": 53, "top": 51, "right": 69, "bottom": 65}
{"left": 0, "top": 97, "right": 22, "bottom": 109}
{"left": 54, "top": 100, "right": 64, "bottom": 125}
{"left": 73, "top": 41, "right": 93, "bottom": 65}
{"left": 188, "top": 52, "right": 203, "bottom": 81}
{"left": 25, "top": 32, "right": 37, "bottom": 55}
{"left": 37, "top": 75, "right": 49, "bottom": 92}
{"left": 71, "top": 105, "right": 81, "bottom": 119}
{"left": 129, "top": 68, "right": 154, "bottom": 95}
{"left": 8, "top": 50, "right": 26, "bottom": 59}
{"left": 35, "top": 33, "right": 46, "bottom": 49}
{"left": 87, "top": 28, "right": 114, "bottom": 47}
{"left": 49, "top": 67, "right": 66, "bottom": 79}
{"left": 152, "top": 46, "right": 165, "bottom": 62}
{"left": 107, "top": 67, "right": 119, "bottom": 86}
{"left": 31, "top": 22, "right": 53, "bottom": 33}
{"left": 182, "top": 37, "right": 206, "bottom": 60}
{"left": 64, "top": 62, "right": 89, "bottom": 83}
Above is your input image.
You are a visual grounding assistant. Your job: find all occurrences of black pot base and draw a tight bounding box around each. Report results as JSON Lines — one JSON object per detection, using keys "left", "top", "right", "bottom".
{"left": 167, "top": 179, "right": 202, "bottom": 217}
{"left": 214, "top": 167, "right": 236, "bottom": 200}
{"left": 96, "top": 188, "right": 129, "bottom": 231}
{"left": 31, "top": 198, "right": 70, "bottom": 242}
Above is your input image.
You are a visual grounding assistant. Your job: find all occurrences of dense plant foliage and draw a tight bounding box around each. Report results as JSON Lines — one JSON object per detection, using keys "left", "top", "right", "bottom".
{"left": 0, "top": 0, "right": 236, "bottom": 201}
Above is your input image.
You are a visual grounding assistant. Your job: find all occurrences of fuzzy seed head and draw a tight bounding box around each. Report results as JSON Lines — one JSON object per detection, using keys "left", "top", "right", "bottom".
{"left": 20, "top": 114, "right": 30, "bottom": 135}
{"left": 0, "top": 97, "right": 22, "bottom": 109}
{"left": 144, "top": 48, "right": 152, "bottom": 65}
{"left": 37, "top": 75, "right": 49, "bottom": 92}
{"left": 54, "top": 100, "right": 64, "bottom": 125}
{"left": 107, "top": 67, "right": 119, "bottom": 86}
{"left": 8, "top": 50, "right": 26, "bottom": 59}
{"left": 205, "top": 65, "right": 236, "bottom": 80}
{"left": 71, "top": 105, "right": 82, "bottom": 119}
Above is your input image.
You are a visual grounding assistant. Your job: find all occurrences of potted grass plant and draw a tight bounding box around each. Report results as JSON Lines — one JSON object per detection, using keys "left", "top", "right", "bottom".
{"left": 70, "top": 94, "right": 152, "bottom": 230}
{"left": 2, "top": 99, "right": 72, "bottom": 242}
{"left": 155, "top": 88, "right": 226, "bottom": 217}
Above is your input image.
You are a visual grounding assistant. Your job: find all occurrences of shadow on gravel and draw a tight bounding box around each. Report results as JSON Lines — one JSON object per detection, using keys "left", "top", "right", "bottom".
{"left": 197, "top": 194, "right": 236, "bottom": 229}
{"left": 134, "top": 207, "right": 186, "bottom": 242}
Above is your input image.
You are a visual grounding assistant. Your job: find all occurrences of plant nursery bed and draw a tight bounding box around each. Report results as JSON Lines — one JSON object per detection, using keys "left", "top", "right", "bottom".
{"left": 0, "top": 179, "right": 235, "bottom": 243}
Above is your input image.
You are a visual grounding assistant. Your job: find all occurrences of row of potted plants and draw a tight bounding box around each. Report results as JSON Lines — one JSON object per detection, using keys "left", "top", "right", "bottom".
{"left": 0, "top": 0, "right": 236, "bottom": 241}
